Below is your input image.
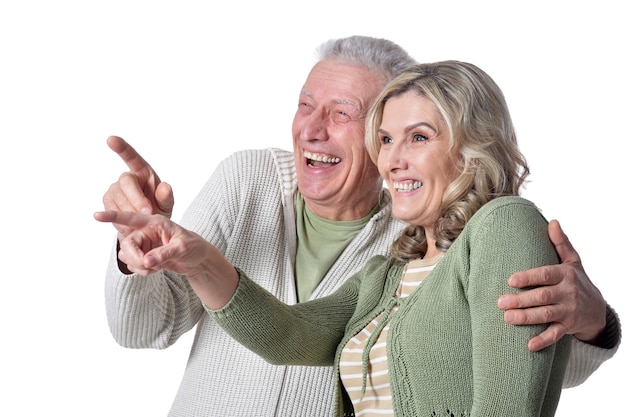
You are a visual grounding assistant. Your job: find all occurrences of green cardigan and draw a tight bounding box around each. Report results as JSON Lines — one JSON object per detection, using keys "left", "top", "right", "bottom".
{"left": 210, "top": 196, "right": 572, "bottom": 416}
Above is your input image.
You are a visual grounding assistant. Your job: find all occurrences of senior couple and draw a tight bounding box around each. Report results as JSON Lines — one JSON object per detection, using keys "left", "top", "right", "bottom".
{"left": 97, "top": 36, "right": 620, "bottom": 416}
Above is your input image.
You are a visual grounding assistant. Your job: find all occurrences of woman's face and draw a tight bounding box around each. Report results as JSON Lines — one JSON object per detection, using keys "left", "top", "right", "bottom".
{"left": 377, "top": 91, "right": 461, "bottom": 230}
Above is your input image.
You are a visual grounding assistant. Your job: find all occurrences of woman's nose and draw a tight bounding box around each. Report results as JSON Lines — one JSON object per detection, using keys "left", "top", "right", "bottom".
{"left": 385, "top": 142, "right": 408, "bottom": 171}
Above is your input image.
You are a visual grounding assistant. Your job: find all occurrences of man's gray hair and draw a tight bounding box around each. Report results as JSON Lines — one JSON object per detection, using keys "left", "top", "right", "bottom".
{"left": 316, "top": 35, "right": 417, "bottom": 83}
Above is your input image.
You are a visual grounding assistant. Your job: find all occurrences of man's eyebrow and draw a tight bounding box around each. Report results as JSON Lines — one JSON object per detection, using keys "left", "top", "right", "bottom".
{"left": 300, "top": 90, "right": 359, "bottom": 107}
{"left": 334, "top": 98, "right": 359, "bottom": 108}
{"left": 300, "top": 90, "right": 363, "bottom": 115}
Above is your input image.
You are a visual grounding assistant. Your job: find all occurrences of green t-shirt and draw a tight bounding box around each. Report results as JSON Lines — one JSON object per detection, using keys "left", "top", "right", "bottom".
{"left": 294, "top": 192, "right": 379, "bottom": 301}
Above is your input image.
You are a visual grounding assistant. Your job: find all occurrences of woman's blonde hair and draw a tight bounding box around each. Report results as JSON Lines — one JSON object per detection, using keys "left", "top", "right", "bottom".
{"left": 365, "top": 61, "right": 530, "bottom": 262}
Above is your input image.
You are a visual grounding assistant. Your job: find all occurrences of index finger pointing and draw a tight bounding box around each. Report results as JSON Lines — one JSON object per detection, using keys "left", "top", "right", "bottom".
{"left": 106, "top": 135, "right": 152, "bottom": 174}
{"left": 93, "top": 210, "right": 151, "bottom": 228}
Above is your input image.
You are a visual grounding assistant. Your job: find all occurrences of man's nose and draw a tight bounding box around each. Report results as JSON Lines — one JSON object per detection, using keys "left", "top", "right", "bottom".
{"left": 300, "top": 109, "right": 330, "bottom": 141}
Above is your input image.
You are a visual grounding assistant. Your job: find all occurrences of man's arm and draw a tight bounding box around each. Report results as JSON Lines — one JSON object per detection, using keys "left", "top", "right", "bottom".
{"left": 497, "top": 219, "right": 617, "bottom": 351}
{"left": 497, "top": 219, "right": 621, "bottom": 387}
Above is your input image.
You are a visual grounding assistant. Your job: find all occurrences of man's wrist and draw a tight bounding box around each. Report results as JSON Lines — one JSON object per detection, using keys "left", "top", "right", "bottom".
{"left": 116, "top": 238, "right": 132, "bottom": 275}
{"left": 599, "top": 304, "right": 621, "bottom": 349}
{"left": 577, "top": 303, "right": 621, "bottom": 349}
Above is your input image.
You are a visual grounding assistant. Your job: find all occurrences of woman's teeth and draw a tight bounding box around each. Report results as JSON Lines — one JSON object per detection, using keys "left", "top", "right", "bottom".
{"left": 394, "top": 181, "right": 422, "bottom": 192}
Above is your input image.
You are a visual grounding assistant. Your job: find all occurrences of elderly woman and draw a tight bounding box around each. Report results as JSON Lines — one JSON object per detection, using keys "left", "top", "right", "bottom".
{"left": 96, "top": 61, "right": 571, "bottom": 416}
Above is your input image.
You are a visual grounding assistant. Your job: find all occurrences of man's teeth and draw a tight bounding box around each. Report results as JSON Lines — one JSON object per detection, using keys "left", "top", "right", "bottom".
{"left": 304, "top": 151, "right": 341, "bottom": 164}
{"left": 394, "top": 181, "right": 422, "bottom": 192}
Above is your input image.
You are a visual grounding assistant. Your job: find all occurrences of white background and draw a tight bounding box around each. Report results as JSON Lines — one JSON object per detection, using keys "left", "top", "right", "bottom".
{"left": 1, "top": 1, "right": 623, "bottom": 415}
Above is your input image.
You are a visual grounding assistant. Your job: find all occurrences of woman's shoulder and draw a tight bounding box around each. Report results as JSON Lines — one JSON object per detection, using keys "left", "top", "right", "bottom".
{"left": 460, "top": 196, "right": 549, "bottom": 244}
{"left": 471, "top": 196, "right": 544, "bottom": 223}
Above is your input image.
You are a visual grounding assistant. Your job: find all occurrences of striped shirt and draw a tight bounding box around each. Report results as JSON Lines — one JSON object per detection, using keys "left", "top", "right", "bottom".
{"left": 339, "top": 253, "right": 442, "bottom": 416}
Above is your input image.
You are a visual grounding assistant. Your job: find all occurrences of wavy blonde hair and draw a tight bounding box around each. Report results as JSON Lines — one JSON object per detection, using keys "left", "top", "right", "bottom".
{"left": 365, "top": 61, "right": 530, "bottom": 262}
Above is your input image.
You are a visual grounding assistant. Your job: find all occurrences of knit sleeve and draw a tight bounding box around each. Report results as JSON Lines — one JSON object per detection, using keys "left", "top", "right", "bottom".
{"left": 103, "top": 151, "right": 252, "bottom": 349}
{"left": 562, "top": 304, "right": 621, "bottom": 387}
{"left": 207, "top": 259, "right": 374, "bottom": 366}
{"left": 466, "top": 197, "right": 570, "bottom": 417}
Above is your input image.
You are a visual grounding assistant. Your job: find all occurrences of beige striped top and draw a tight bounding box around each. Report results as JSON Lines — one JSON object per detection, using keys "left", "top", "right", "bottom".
{"left": 338, "top": 253, "right": 443, "bottom": 416}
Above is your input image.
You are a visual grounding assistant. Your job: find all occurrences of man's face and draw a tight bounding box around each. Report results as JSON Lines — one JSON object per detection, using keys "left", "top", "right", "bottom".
{"left": 292, "top": 60, "right": 386, "bottom": 221}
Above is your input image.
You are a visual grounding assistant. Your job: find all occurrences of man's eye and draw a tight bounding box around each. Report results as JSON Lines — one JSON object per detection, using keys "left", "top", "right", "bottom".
{"left": 331, "top": 111, "right": 352, "bottom": 123}
{"left": 298, "top": 102, "right": 314, "bottom": 115}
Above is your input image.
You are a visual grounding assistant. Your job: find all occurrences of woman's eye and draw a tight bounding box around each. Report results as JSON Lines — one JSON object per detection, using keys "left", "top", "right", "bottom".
{"left": 412, "top": 133, "right": 428, "bottom": 141}
{"left": 380, "top": 135, "right": 392, "bottom": 144}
